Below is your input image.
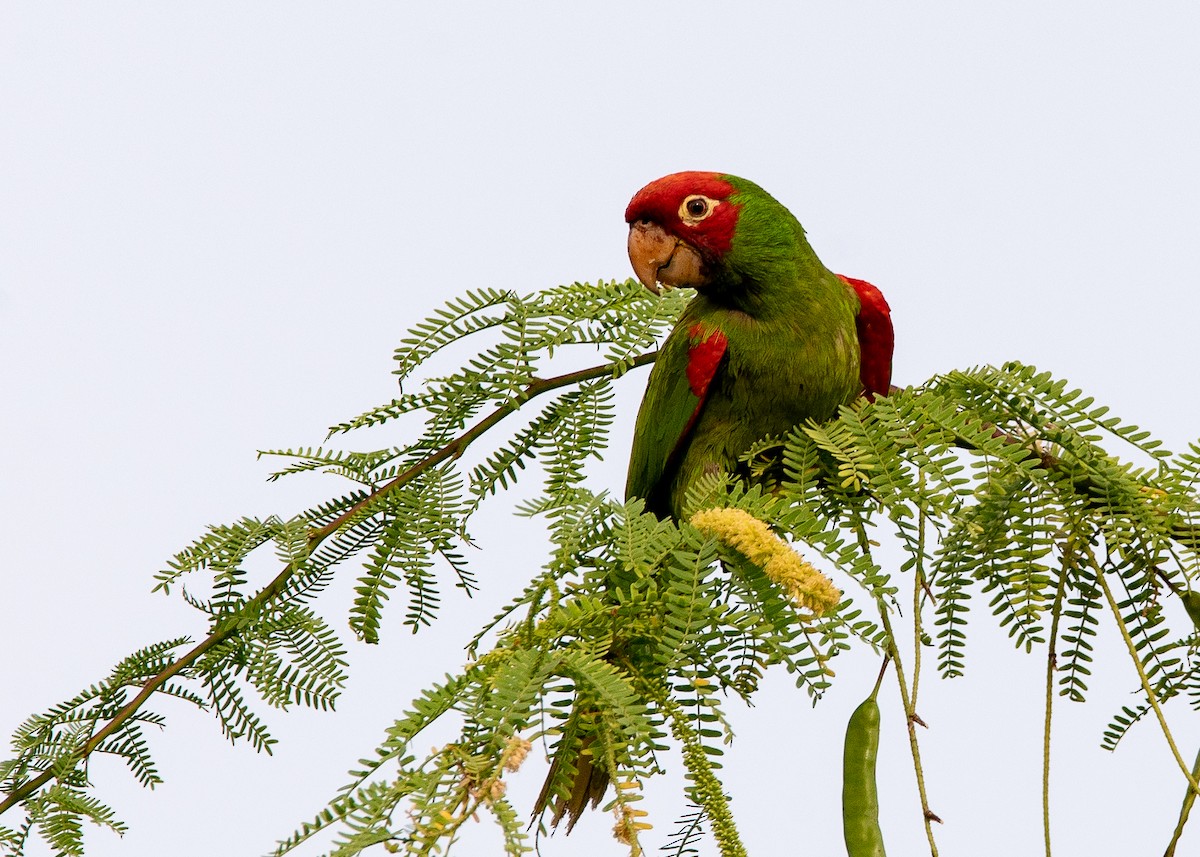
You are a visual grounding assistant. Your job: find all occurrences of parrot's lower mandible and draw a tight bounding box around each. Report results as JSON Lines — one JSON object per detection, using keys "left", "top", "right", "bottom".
{"left": 535, "top": 171, "right": 895, "bottom": 831}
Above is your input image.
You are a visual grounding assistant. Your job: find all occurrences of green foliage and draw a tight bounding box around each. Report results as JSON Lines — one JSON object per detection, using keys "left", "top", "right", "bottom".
{"left": 0, "top": 637, "right": 197, "bottom": 855}
{"left": 2, "top": 279, "right": 1199, "bottom": 856}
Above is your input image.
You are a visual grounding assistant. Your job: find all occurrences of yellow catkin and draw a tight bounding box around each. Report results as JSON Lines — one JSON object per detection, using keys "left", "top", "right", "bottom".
{"left": 502, "top": 736, "right": 532, "bottom": 772}
{"left": 690, "top": 507, "right": 840, "bottom": 614}
{"left": 612, "top": 804, "right": 647, "bottom": 852}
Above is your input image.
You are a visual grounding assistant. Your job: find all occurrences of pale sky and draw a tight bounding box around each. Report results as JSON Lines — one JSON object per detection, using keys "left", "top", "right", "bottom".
{"left": 3, "top": 4, "right": 1199, "bottom": 856}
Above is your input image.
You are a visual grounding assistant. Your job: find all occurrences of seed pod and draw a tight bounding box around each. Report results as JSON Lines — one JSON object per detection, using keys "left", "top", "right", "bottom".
{"left": 843, "top": 696, "right": 886, "bottom": 857}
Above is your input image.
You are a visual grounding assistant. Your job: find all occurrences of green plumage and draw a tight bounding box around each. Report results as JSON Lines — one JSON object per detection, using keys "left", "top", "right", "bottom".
{"left": 538, "top": 173, "right": 871, "bottom": 831}
{"left": 626, "top": 175, "right": 862, "bottom": 518}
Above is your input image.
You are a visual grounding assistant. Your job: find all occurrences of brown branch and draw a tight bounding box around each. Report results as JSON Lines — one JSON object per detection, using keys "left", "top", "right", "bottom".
{"left": 883, "top": 382, "right": 1199, "bottom": 550}
{"left": 6, "top": 365, "right": 1194, "bottom": 820}
{"left": 938, "top": 408, "right": 1200, "bottom": 553}
{"left": 0, "top": 350, "right": 658, "bottom": 819}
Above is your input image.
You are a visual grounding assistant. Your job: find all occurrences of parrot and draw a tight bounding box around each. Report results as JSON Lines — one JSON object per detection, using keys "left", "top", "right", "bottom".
{"left": 535, "top": 171, "right": 894, "bottom": 830}
{"left": 624, "top": 170, "right": 894, "bottom": 519}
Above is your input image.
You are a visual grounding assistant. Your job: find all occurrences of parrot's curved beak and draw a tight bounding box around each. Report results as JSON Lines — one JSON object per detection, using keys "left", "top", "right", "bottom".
{"left": 627, "top": 220, "right": 705, "bottom": 295}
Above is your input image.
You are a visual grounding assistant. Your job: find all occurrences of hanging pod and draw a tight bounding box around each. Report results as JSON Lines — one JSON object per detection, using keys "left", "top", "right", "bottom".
{"left": 842, "top": 694, "right": 886, "bottom": 857}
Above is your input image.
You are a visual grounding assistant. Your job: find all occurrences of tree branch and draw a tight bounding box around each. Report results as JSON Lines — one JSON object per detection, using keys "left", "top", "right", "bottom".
{"left": 5, "top": 365, "right": 1194, "bottom": 825}
{"left": 0, "top": 350, "right": 657, "bottom": 819}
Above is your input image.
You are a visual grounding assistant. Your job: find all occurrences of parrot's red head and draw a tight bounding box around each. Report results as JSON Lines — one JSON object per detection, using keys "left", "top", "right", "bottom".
{"left": 625, "top": 171, "right": 895, "bottom": 397}
{"left": 625, "top": 171, "right": 743, "bottom": 294}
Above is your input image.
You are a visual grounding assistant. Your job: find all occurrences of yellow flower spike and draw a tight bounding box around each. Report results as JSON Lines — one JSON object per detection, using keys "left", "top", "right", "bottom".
{"left": 501, "top": 736, "right": 532, "bottom": 773}
{"left": 690, "top": 507, "right": 841, "bottom": 615}
{"left": 611, "top": 804, "right": 645, "bottom": 853}
{"left": 612, "top": 821, "right": 633, "bottom": 846}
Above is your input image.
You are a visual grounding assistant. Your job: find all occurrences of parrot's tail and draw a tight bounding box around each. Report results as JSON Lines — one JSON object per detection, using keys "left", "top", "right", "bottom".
{"left": 532, "top": 733, "right": 610, "bottom": 832}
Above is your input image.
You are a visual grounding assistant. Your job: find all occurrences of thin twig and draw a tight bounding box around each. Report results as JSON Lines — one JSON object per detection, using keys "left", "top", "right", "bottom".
{"left": 1043, "top": 559, "right": 1070, "bottom": 857}
{"left": 912, "top": 473, "right": 927, "bottom": 712}
{"left": 1164, "top": 744, "right": 1200, "bottom": 856}
{"left": 1092, "top": 556, "right": 1199, "bottom": 796}
{"left": 945, "top": 419, "right": 1200, "bottom": 553}
{"left": 876, "top": 606, "right": 940, "bottom": 856}
{"left": 854, "top": 519, "right": 940, "bottom": 855}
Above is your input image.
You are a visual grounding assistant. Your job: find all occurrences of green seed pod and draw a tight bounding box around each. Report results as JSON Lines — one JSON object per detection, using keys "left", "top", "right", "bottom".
{"left": 843, "top": 696, "right": 886, "bottom": 857}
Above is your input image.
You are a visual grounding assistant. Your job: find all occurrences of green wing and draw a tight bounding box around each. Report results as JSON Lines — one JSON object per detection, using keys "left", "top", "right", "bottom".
{"left": 625, "top": 317, "right": 728, "bottom": 517}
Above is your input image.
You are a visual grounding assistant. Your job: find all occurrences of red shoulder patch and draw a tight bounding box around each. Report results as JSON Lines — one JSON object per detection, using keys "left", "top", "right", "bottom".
{"left": 655, "top": 325, "right": 728, "bottom": 493}
{"left": 837, "top": 275, "right": 894, "bottom": 399}
{"left": 686, "top": 324, "right": 728, "bottom": 399}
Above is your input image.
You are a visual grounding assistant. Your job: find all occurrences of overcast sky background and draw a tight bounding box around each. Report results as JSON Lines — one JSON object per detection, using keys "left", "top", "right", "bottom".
{"left": 3, "top": 4, "right": 1200, "bottom": 856}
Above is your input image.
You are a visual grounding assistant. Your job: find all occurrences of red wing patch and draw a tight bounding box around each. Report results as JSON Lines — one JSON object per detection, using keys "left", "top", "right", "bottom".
{"left": 838, "top": 275, "right": 894, "bottom": 399}
{"left": 686, "top": 323, "right": 728, "bottom": 399}
{"left": 659, "top": 325, "right": 728, "bottom": 487}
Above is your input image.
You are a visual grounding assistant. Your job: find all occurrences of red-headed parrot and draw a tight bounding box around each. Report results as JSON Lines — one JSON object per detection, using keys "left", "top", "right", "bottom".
{"left": 625, "top": 170, "right": 893, "bottom": 519}
{"left": 536, "top": 172, "right": 894, "bottom": 830}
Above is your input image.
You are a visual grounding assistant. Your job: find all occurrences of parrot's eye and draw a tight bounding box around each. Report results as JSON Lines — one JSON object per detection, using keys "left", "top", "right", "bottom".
{"left": 679, "top": 195, "right": 717, "bottom": 225}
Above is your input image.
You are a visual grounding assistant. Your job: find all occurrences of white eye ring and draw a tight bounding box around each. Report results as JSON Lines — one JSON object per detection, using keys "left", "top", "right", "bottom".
{"left": 679, "top": 195, "right": 718, "bottom": 225}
